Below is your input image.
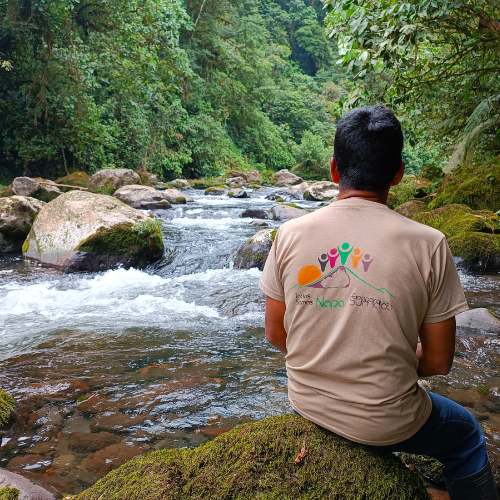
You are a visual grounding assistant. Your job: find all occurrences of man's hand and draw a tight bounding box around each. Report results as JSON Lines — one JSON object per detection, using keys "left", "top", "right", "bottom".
{"left": 265, "top": 296, "right": 287, "bottom": 354}
{"left": 417, "top": 317, "right": 456, "bottom": 377}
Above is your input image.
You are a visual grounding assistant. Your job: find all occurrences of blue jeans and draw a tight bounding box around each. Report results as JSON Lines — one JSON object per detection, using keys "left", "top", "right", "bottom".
{"left": 297, "top": 392, "right": 488, "bottom": 479}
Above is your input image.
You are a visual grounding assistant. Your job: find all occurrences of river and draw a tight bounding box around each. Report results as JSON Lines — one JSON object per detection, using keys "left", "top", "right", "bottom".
{"left": 1, "top": 188, "right": 500, "bottom": 496}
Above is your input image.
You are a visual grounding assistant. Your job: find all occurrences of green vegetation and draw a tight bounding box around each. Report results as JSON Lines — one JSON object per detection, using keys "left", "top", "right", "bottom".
{"left": 73, "top": 415, "right": 428, "bottom": 500}
{"left": 0, "top": 487, "right": 20, "bottom": 500}
{"left": 77, "top": 220, "right": 163, "bottom": 263}
{"left": 448, "top": 232, "right": 500, "bottom": 264}
{"left": 0, "top": 388, "right": 15, "bottom": 429}
{"left": 0, "top": 0, "right": 345, "bottom": 183}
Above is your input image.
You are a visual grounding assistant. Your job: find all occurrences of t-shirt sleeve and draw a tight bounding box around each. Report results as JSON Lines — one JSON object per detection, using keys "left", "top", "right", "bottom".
{"left": 423, "top": 237, "right": 469, "bottom": 323}
{"left": 259, "top": 230, "right": 285, "bottom": 302}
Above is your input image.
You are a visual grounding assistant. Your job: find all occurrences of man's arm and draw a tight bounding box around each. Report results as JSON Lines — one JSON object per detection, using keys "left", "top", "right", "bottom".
{"left": 417, "top": 317, "right": 456, "bottom": 377}
{"left": 265, "top": 296, "right": 287, "bottom": 354}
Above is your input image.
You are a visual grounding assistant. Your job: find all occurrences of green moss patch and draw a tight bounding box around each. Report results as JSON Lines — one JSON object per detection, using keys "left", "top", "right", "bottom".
{"left": 0, "top": 487, "right": 20, "bottom": 500}
{"left": 270, "top": 230, "right": 277, "bottom": 241}
{"left": 448, "top": 232, "right": 500, "bottom": 262}
{"left": 0, "top": 388, "right": 15, "bottom": 429}
{"left": 430, "top": 159, "right": 500, "bottom": 212}
{"left": 74, "top": 415, "right": 428, "bottom": 500}
{"left": 77, "top": 219, "right": 163, "bottom": 262}
{"left": 388, "top": 177, "right": 434, "bottom": 209}
{"left": 55, "top": 172, "right": 91, "bottom": 189}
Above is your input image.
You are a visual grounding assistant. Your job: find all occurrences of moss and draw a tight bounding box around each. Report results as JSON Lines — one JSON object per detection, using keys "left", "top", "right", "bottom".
{"left": 275, "top": 197, "right": 285, "bottom": 202}
{"left": 21, "top": 238, "right": 29, "bottom": 254}
{"left": 478, "top": 385, "right": 491, "bottom": 397}
{"left": 55, "top": 172, "right": 90, "bottom": 189}
{"left": 73, "top": 415, "right": 428, "bottom": 500}
{"left": 77, "top": 219, "right": 163, "bottom": 262}
{"left": 0, "top": 388, "right": 15, "bottom": 429}
{"left": 389, "top": 177, "right": 434, "bottom": 209}
{"left": 0, "top": 487, "right": 20, "bottom": 500}
{"left": 430, "top": 159, "right": 500, "bottom": 211}
{"left": 227, "top": 191, "right": 235, "bottom": 197}
{"left": 397, "top": 454, "right": 444, "bottom": 487}
{"left": 1, "top": 185, "right": 14, "bottom": 198}
{"left": 448, "top": 232, "right": 500, "bottom": 262}
{"left": 270, "top": 230, "right": 277, "bottom": 241}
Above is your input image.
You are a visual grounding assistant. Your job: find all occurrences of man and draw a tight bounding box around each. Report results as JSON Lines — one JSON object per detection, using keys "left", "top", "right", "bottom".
{"left": 259, "top": 105, "right": 498, "bottom": 500}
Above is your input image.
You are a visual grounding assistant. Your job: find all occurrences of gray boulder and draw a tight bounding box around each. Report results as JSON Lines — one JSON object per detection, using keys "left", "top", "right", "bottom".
{"left": 226, "top": 176, "right": 246, "bottom": 188}
{"left": 247, "top": 170, "right": 261, "bottom": 183}
{"left": 234, "top": 229, "right": 276, "bottom": 270}
{"left": 0, "top": 469, "right": 55, "bottom": 499}
{"left": 3, "top": 177, "right": 62, "bottom": 202}
{"left": 205, "top": 187, "right": 225, "bottom": 196}
{"left": 113, "top": 185, "right": 171, "bottom": 210}
{"left": 303, "top": 181, "right": 339, "bottom": 201}
{"left": 88, "top": 169, "right": 141, "bottom": 195}
{"left": 265, "top": 189, "right": 300, "bottom": 201}
{"left": 290, "top": 181, "right": 310, "bottom": 195}
{"left": 162, "top": 188, "right": 194, "bottom": 204}
{"left": 0, "top": 196, "right": 45, "bottom": 253}
{"left": 268, "top": 204, "right": 310, "bottom": 221}
{"left": 456, "top": 308, "right": 500, "bottom": 334}
{"left": 271, "top": 169, "right": 303, "bottom": 187}
{"left": 228, "top": 188, "right": 249, "bottom": 199}
{"left": 242, "top": 209, "right": 267, "bottom": 219}
{"left": 171, "top": 179, "right": 191, "bottom": 189}
{"left": 23, "top": 191, "right": 164, "bottom": 272}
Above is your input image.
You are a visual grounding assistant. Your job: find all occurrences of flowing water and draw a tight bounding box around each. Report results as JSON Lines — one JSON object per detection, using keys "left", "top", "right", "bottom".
{"left": 1, "top": 188, "right": 500, "bottom": 496}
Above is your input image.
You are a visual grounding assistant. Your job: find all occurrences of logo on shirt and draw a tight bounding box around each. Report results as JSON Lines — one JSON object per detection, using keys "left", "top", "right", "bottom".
{"left": 291, "top": 241, "right": 395, "bottom": 298}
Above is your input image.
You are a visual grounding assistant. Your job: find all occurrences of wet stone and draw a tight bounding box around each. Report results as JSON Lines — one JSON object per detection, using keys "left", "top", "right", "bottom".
{"left": 68, "top": 432, "right": 122, "bottom": 453}
{"left": 89, "top": 413, "right": 148, "bottom": 433}
{"left": 7, "top": 454, "right": 52, "bottom": 474}
{"left": 448, "top": 389, "right": 481, "bottom": 406}
{"left": 241, "top": 209, "right": 267, "bottom": 219}
{"left": 27, "top": 442, "right": 57, "bottom": 455}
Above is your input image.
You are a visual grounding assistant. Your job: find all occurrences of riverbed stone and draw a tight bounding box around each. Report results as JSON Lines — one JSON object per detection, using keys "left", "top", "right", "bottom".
{"left": 89, "top": 413, "right": 148, "bottom": 433}
{"left": 456, "top": 308, "right": 500, "bottom": 334}
{"left": 234, "top": 229, "right": 276, "bottom": 271}
{"left": 289, "top": 181, "right": 309, "bottom": 195}
{"left": 113, "top": 185, "right": 171, "bottom": 210}
{"left": 228, "top": 188, "right": 249, "bottom": 199}
{"left": 0, "top": 196, "right": 45, "bottom": 254}
{"left": 135, "top": 170, "right": 158, "bottom": 186}
{"left": 241, "top": 209, "right": 267, "bottom": 219}
{"left": 226, "top": 176, "right": 246, "bottom": 188}
{"left": 303, "top": 181, "right": 339, "bottom": 202}
{"left": 22, "top": 191, "right": 163, "bottom": 272}
{"left": 265, "top": 189, "right": 299, "bottom": 201}
{"left": 2, "top": 177, "right": 62, "bottom": 203}
{"left": 55, "top": 172, "right": 90, "bottom": 189}
{"left": 271, "top": 169, "right": 303, "bottom": 187}
{"left": 72, "top": 415, "right": 428, "bottom": 500}
{"left": 88, "top": 169, "right": 141, "bottom": 196}
{"left": 171, "top": 179, "right": 191, "bottom": 189}
{"left": 68, "top": 432, "right": 122, "bottom": 453}
{"left": 0, "top": 469, "right": 55, "bottom": 500}
{"left": 162, "top": 188, "right": 193, "bottom": 204}
{"left": 448, "top": 389, "right": 481, "bottom": 406}
{"left": 448, "top": 233, "right": 500, "bottom": 272}
{"left": 205, "top": 187, "right": 225, "bottom": 196}
{"left": 268, "top": 204, "right": 310, "bottom": 221}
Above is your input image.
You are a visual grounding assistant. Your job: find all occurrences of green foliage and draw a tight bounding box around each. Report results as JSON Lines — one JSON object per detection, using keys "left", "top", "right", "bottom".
{"left": 291, "top": 130, "right": 330, "bottom": 180}
{"left": 0, "top": 388, "right": 15, "bottom": 429}
{"left": 73, "top": 415, "right": 428, "bottom": 500}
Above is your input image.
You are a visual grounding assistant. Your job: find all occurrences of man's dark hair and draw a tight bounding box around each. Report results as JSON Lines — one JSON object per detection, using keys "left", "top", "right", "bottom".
{"left": 334, "top": 105, "right": 404, "bottom": 191}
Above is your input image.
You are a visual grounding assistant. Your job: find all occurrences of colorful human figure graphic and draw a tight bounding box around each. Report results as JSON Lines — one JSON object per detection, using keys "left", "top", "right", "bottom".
{"left": 327, "top": 248, "right": 339, "bottom": 269}
{"left": 362, "top": 253, "right": 374, "bottom": 272}
{"left": 337, "top": 242, "right": 353, "bottom": 265}
{"left": 318, "top": 253, "right": 329, "bottom": 272}
{"left": 350, "top": 248, "right": 364, "bottom": 269}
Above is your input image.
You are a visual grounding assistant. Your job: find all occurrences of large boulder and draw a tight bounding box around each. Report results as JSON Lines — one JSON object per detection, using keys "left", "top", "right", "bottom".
{"left": 303, "top": 181, "right": 339, "bottom": 202}
{"left": 73, "top": 415, "right": 428, "bottom": 500}
{"left": 135, "top": 170, "right": 158, "bottom": 186}
{"left": 247, "top": 170, "right": 261, "bottom": 183}
{"left": 234, "top": 229, "right": 276, "bottom": 270}
{"left": 113, "top": 185, "right": 171, "bottom": 210}
{"left": 265, "top": 189, "right": 300, "bottom": 201}
{"left": 0, "top": 469, "right": 54, "bottom": 500}
{"left": 88, "top": 169, "right": 141, "bottom": 195}
{"left": 162, "top": 188, "right": 194, "bottom": 204}
{"left": 2, "top": 177, "right": 61, "bottom": 202}
{"left": 55, "top": 171, "right": 90, "bottom": 189}
{"left": 22, "top": 191, "right": 164, "bottom": 273}
{"left": 171, "top": 179, "right": 192, "bottom": 189}
{"left": 205, "top": 187, "right": 225, "bottom": 196}
{"left": 269, "top": 204, "right": 310, "bottom": 221}
{"left": 388, "top": 176, "right": 433, "bottom": 209}
{"left": 228, "top": 188, "right": 249, "bottom": 199}
{"left": 448, "top": 232, "right": 500, "bottom": 272}
{"left": 290, "top": 181, "right": 309, "bottom": 194}
{"left": 241, "top": 209, "right": 267, "bottom": 219}
{"left": 0, "top": 196, "right": 45, "bottom": 253}
{"left": 226, "top": 176, "right": 246, "bottom": 188}
{"left": 456, "top": 308, "right": 500, "bottom": 334}
{"left": 271, "top": 169, "right": 303, "bottom": 187}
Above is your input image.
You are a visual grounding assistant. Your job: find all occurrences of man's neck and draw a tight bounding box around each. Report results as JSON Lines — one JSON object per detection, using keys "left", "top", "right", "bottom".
{"left": 337, "top": 187, "right": 390, "bottom": 206}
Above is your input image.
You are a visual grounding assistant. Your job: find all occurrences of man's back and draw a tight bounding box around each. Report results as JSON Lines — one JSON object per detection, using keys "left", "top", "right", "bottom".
{"left": 259, "top": 197, "right": 467, "bottom": 445}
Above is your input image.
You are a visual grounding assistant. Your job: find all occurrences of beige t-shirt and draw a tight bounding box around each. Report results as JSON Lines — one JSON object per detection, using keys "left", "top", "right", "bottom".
{"left": 259, "top": 198, "right": 468, "bottom": 446}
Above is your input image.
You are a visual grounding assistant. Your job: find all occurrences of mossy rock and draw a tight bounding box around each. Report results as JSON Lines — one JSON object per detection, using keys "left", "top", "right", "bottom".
{"left": 55, "top": 171, "right": 90, "bottom": 189}
{"left": 401, "top": 203, "right": 499, "bottom": 239}
{"left": 430, "top": 160, "right": 500, "bottom": 212}
{"left": 448, "top": 232, "right": 500, "bottom": 272}
{"left": 389, "top": 176, "right": 434, "bottom": 209}
{"left": 397, "top": 454, "right": 445, "bottom": 488}
{"left": 73, "top": 415, "right": 428, "bottom": 500}
{"left": 0, "top": 389, "right": 15, "bottom": 429}
{"left": 0, "top": 487, "right": 20, "bottom": 500}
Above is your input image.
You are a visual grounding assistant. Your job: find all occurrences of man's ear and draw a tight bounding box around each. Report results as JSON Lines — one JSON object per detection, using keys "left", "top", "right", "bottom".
{"left": 331, "top": 157, "right": 340, "bottom": 184}
{"left": 391, "top": 160, "right": 405, "bottom": 187}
